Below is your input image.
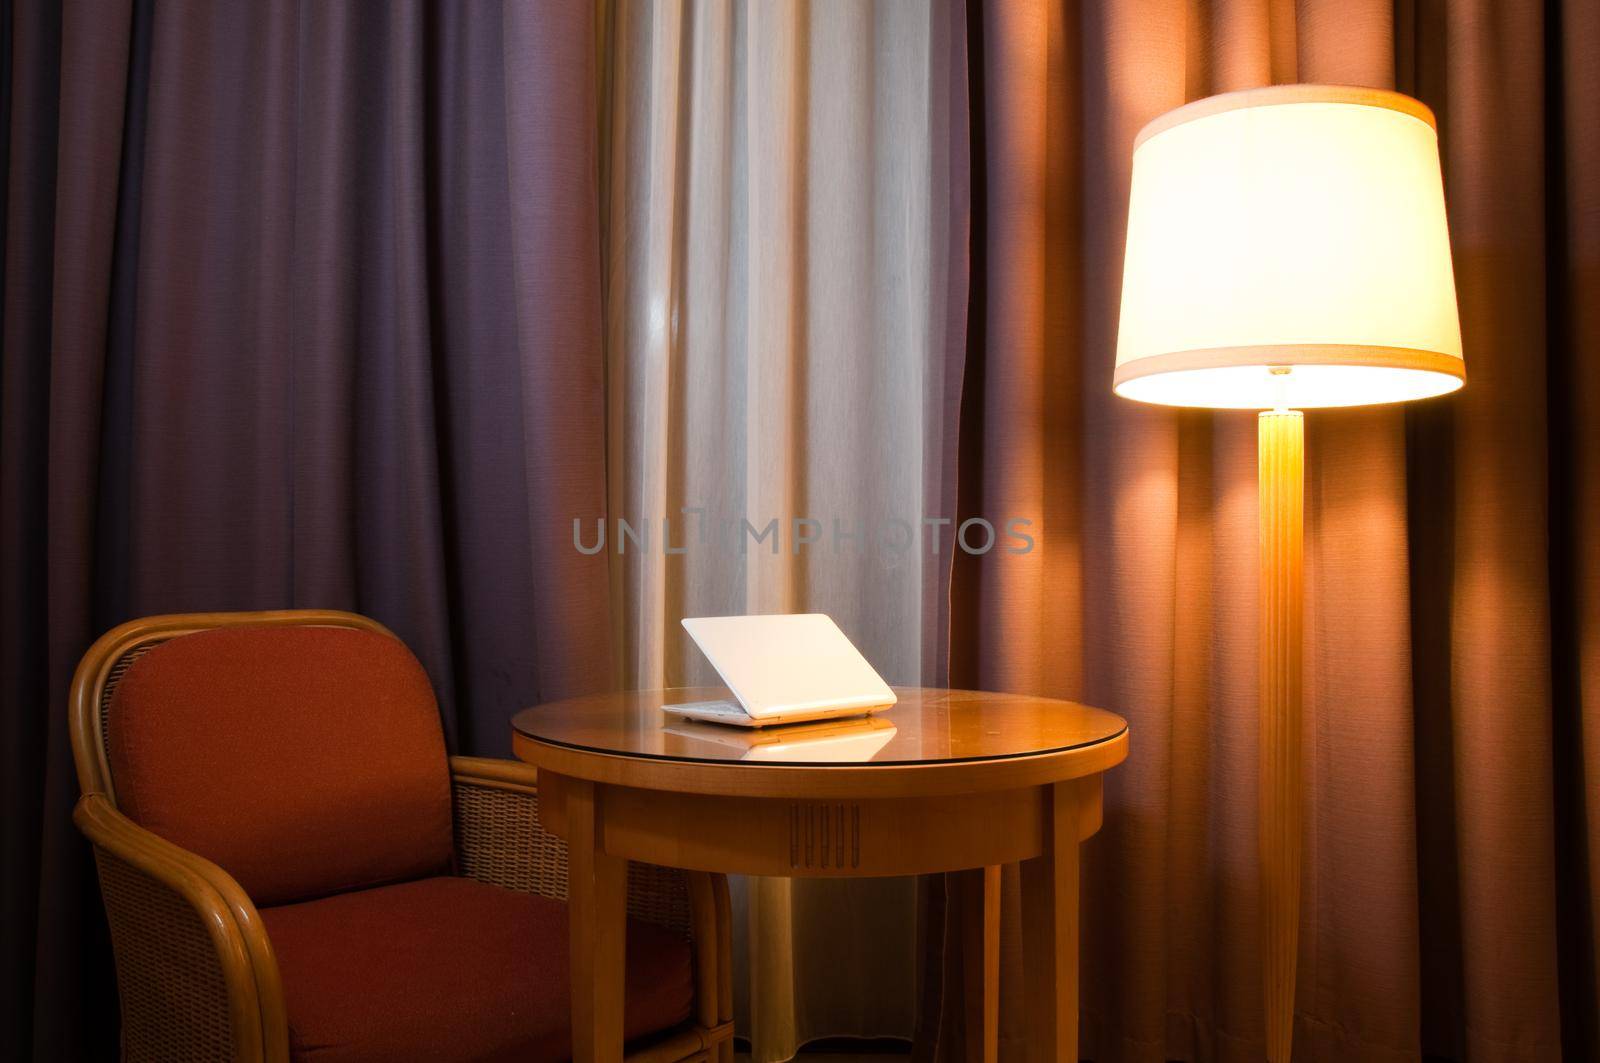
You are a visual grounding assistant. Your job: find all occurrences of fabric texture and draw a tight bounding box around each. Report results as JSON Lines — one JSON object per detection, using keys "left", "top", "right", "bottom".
{"left": 596, "top": 2, "right": 968, "bottom": 1059}
{"left": 3, "top": 1, "right": 1596, "bottom": 1061}
{"left": 925, "top": 1, "right": 1600, "bottom": 1061}
{"left": 261, "top": 875, "right": 694, "bottom": 1063}
{"left": 0, "top": 3, "right": 611, "bottom": 1057}
{"left": 107, "top": 626, "right": 454, "bottom": 906}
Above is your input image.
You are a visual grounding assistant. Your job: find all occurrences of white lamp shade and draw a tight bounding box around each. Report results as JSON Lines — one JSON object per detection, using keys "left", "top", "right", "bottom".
{"left": 1113, "top": 85, "right": 1464, "bottom": 409}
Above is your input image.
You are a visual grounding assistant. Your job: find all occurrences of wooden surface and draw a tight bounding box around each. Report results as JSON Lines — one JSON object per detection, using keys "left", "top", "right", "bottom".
{"left": 1259, "top": 411, "right": 1304, "bottom": 1062}
{"left": 1021, "top": 780, "right": 1092, "bottom": 1063}
{"left": 956, "top": 865, "right": 1001, "bottom": 1063}
{"left": 567, "top": 778, "right": 628, "bottom": 1062}
{"left": 512, "top": 687, "right": 1128, "bottom": 799}
{"left": 516, "top": 689, "right": 1129, "bottom": 1062}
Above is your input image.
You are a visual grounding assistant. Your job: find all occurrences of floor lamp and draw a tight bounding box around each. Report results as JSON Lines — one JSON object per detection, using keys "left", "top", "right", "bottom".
{"left": 1112, "top": 85, "right": 1464, "bottom": 1062}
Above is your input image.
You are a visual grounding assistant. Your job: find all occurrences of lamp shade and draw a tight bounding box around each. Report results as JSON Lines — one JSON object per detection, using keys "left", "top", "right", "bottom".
{"left": 1113, "top": 85, "right": 1463, "bottom": 409}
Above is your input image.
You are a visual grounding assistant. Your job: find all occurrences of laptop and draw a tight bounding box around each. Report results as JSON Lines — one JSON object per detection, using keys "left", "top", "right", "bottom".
{"left": 663, "top": 613, "right": 897, "bottom": 728}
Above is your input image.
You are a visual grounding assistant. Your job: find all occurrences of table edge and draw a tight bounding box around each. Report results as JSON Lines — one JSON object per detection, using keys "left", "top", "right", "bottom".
{"left": 512, "top": 726, "right": 1130, "bottom": 799}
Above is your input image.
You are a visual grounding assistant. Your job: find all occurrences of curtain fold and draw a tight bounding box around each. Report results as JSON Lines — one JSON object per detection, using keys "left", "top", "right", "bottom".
{"left": 0, "top": 3, "right": 610, "bottom": 1057}
{"left": 597, "top": 2, "right": 967, "bottom": 1058}
{"left": 1399, "top": 0, "right": 1600, "bottom": 1056}
{"left": 941, "top": 1, "right": 1598, "bottom": 1061}
{"left": 1558, "top": 1, "right": 1600, "bottom": 1053}
{"left": 5, "top": 2, "right": 1595, "bottom": 1061}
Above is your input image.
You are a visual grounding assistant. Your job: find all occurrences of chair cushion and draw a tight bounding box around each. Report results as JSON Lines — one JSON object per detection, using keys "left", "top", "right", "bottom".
{"left": 260, "top": 876, "right": 695, "bottom": 1063}
{"left": 108, "top": 625, "right": 454, "bottom": 905}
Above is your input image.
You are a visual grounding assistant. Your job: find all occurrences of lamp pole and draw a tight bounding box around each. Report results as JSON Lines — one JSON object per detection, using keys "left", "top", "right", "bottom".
{"left": 1258, "top": 409, "right": 1304, "bottom": 1062}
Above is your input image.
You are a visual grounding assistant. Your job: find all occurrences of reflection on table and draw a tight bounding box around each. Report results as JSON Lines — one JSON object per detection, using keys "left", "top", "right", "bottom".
{"left": 662, "top": 716, "right": 898, "bottom": 763}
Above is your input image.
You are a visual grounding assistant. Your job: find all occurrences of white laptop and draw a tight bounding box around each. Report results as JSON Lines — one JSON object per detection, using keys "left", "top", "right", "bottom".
{"left": 664, "top": 613, "right": 897, "bottom": 728}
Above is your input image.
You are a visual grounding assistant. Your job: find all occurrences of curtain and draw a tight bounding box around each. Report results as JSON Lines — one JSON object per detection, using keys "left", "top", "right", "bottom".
{"left": 0, "top": 2, "right": 610, "bottom": 1057}
{"left": 597, "top": 1, "right": 967, "bottom": 1058}
{"left": 6, "top": 2, "right": 1595, "bottom": 1062}
{"left": 938, "top": 1, "right": 1599, "bottom": 1061}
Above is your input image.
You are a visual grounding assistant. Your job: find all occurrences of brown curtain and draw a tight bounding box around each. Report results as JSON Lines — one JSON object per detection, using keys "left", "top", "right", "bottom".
{"left": 0, "top": 2, "right": 610, "bottom": 1058}
{"left": 934, "top": 0, "right": 1599, "bottom": 1061}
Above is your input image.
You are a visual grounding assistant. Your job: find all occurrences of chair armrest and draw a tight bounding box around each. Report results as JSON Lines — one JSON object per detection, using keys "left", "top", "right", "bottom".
{"left": 73, "top": 794, "right": 287, "bottom": 1063}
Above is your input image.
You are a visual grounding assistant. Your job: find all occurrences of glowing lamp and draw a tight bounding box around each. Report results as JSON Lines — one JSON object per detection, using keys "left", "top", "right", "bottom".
{"left": 1114, "top": 85, "right": 1462, "bottom": 1063}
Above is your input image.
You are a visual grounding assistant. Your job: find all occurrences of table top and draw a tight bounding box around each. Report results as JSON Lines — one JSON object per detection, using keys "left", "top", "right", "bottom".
{"left": 511, "top": 687, "right": 1128, "bottom": 798}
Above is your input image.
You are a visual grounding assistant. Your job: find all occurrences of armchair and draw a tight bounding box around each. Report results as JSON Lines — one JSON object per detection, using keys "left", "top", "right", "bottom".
{"left": 69, "top": 609, "right": 732, "bottom": 1063}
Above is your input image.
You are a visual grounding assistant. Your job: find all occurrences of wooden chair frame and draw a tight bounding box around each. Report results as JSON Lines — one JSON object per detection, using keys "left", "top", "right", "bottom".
{"left": 69, "top": 609, "right": 733, "bottom": 1063}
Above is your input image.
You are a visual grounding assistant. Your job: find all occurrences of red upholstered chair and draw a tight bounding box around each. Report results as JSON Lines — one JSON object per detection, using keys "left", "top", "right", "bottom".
{"left": 68, "top": 610, "right": 733, "bottom": 1063}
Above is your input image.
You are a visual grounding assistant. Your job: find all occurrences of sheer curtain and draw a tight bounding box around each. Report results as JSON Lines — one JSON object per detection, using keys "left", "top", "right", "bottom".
{"left": 597, "top": 1, "right": 966, "bottom": 1058}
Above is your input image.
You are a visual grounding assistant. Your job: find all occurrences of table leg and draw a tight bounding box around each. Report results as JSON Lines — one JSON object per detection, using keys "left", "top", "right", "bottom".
{"left": 1021, "top": 781, "right": 1084, "bottom": 1063}
{"left": 713, "top": 875, "right": 734, "bottom": 1063}
{"left": 956, "top": 865, "right": 1001, "bottom": 1063}
{"left": 567, "top": 778, "right": 627, "bottom": 1063}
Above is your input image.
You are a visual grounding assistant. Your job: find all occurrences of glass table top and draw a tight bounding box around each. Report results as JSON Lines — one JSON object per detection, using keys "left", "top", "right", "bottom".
{"left": 512, "top": 687, "right": 1127, "bottom": 768}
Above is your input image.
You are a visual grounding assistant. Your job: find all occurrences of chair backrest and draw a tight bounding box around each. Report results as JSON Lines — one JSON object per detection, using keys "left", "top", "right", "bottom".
{"left": 70, "top": 611, "right": 456, "bottom": 906}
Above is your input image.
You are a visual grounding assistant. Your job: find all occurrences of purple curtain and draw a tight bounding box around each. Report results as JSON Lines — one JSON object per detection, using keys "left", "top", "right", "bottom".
{"left": 0, "top": 2, "right": 612, "bottom": 1057}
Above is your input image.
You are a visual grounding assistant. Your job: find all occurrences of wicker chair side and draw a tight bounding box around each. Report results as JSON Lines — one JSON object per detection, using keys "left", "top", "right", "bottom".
{"left": 451, "top": 774, "right": 571, "bottom": 901}
{"left": 449, "top": 763, "right": 694, "bottom": 940}
{"left": 93, "top": 844, "right": 237, "bottom": 1062}
{"left": 74, "top": 794, "right": 285, "bottom": 1063}
{"left": 624, "top": 862, "right": 695, "bottom": 942}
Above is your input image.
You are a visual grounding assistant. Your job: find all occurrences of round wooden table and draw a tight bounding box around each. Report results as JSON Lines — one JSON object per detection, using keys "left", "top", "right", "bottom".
{"left": 512, "top": 687, "right": 1129, "bottom": 1063}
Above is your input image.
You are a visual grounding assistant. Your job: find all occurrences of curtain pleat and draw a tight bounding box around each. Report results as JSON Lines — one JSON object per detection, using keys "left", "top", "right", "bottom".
{"left": 1403, "top": 2, "right": 1569, "bottom": 1059}
{"left": 598, "top": 2, "right": 966, "bottom": 1058}
{"left": 945, "top": 1, "right": 1597, "bottom": 1061}
{"left": 1, "top": 3, "right": 610, "bottom": 1057}
{"left": 4, "top": 1, "right": 1595, "bottom": 1061}
{"left": 29, "top": 2, "right": 135, "bottom": 1055}
{"left": 1558, "top": 0, "right": 1600, "bottom": 1049}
